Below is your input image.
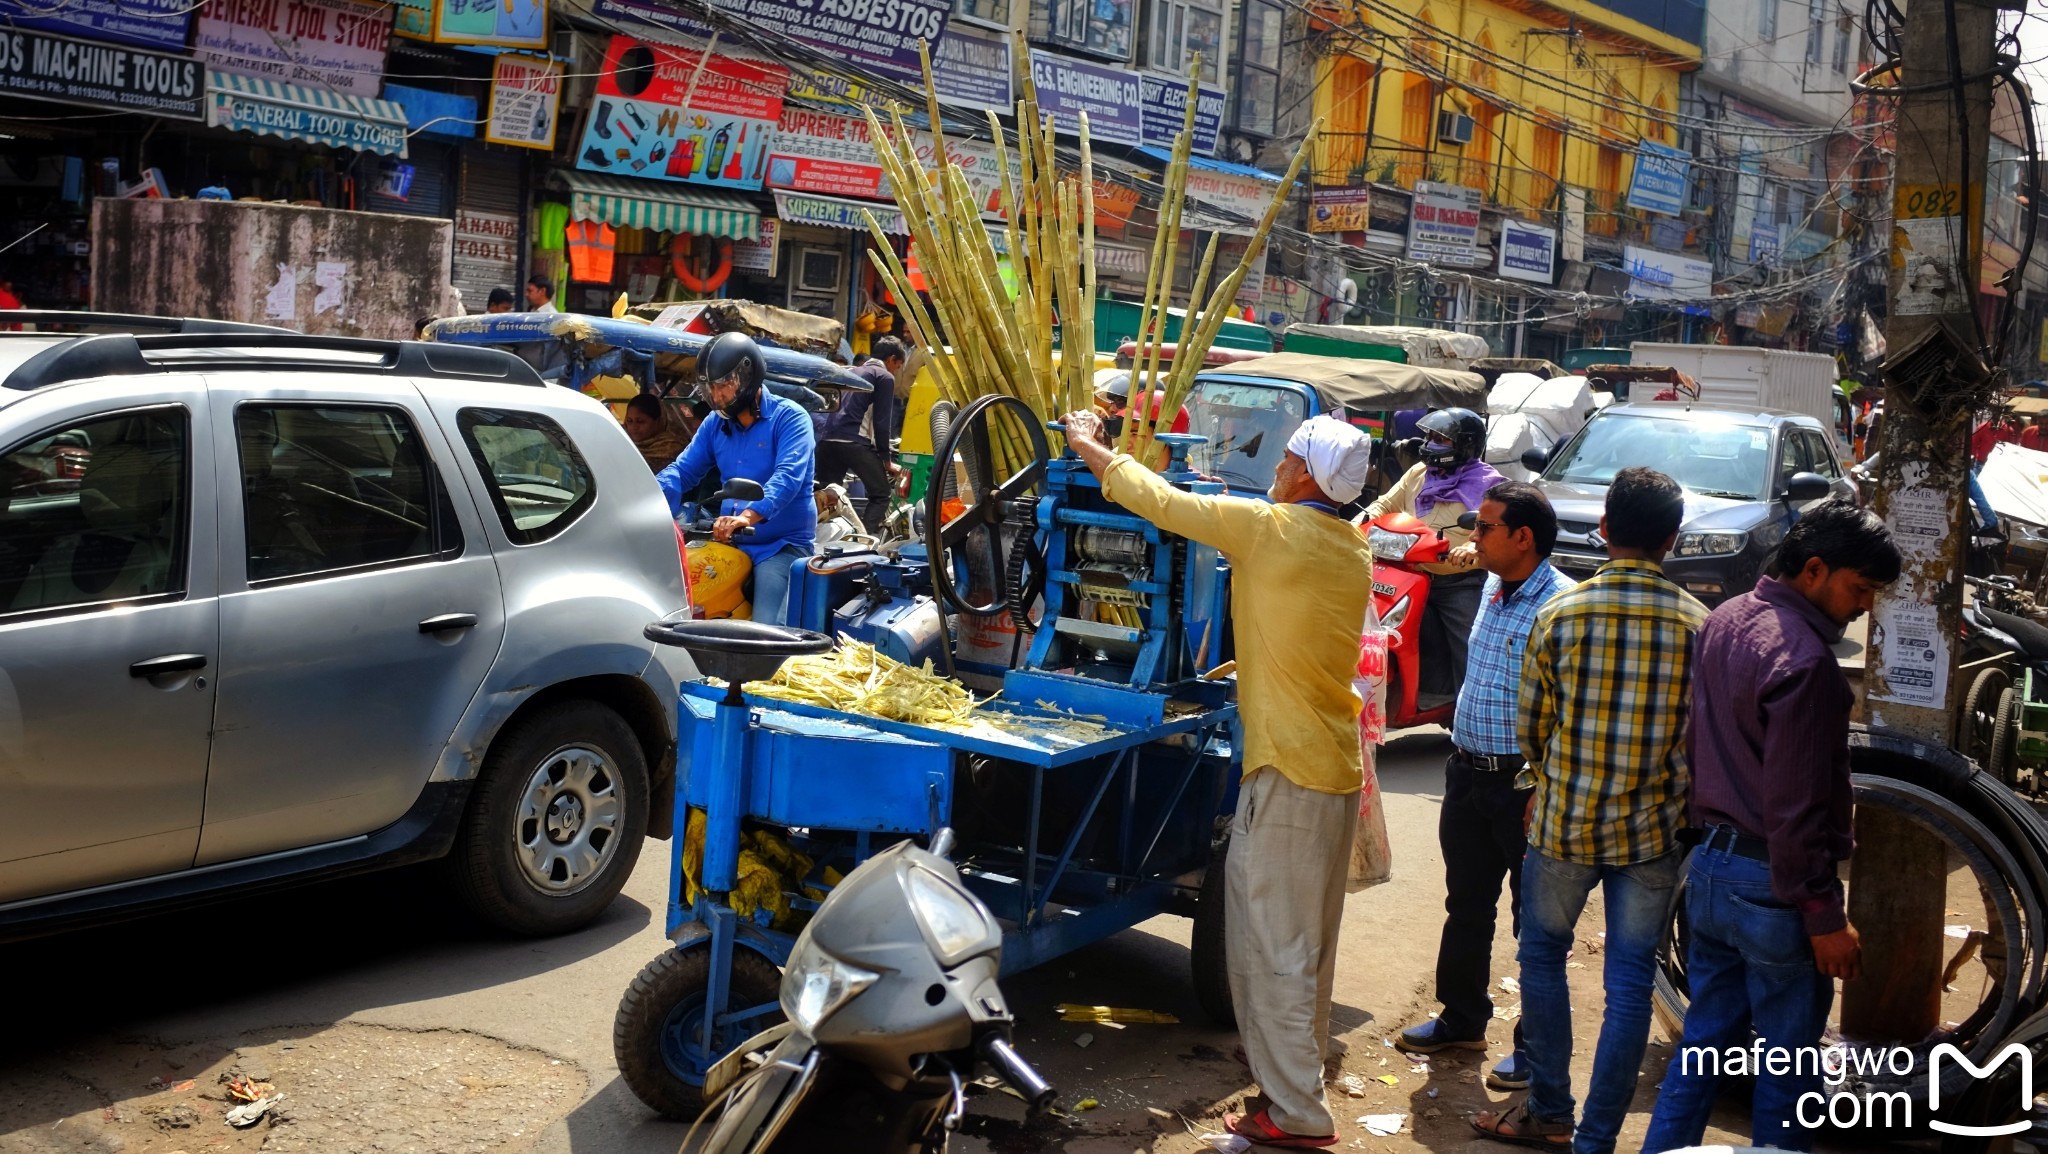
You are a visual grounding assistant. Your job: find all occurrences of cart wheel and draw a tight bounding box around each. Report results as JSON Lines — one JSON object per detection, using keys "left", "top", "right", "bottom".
{"left": 1962, "top": 667, "right": 2013, "bottom": 761}
{"left": 614, "top": 943, "right": 784, "bottom": 1118}
{"left": 1990, "top": 688, "right": 2021, "bottom": 788}
{"left": 1191, "top": 839, "right": 1235, "bottom": 1028}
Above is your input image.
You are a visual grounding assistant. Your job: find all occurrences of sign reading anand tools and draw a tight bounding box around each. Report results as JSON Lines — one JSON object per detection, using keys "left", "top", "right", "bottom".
{"left": 0, "top": 27, "right": 203, "bottom": 119}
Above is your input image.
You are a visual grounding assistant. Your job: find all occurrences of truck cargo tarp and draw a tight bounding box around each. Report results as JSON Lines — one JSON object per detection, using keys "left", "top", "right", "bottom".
{"left": 1980, "top": 442, "right": 2048, "bottom": 528}
{"left": 1204, "top": 353, "right": 1487, "bottom": 412}
{"left": 1281, "top": 324, "right": 1491, "bottom": 367}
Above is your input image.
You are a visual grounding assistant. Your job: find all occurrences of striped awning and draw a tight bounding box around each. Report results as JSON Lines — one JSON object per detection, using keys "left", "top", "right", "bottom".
{"left": 558, "top": 172, "right": 760, "bottom": 241}
{"left": 204, "top": 71, "right": 409, "bottom": 159}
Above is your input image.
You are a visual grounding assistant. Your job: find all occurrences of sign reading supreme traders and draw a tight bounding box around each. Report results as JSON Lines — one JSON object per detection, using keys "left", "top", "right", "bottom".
{"left": 0, "top": 26, "right": 202, "bottom": 119}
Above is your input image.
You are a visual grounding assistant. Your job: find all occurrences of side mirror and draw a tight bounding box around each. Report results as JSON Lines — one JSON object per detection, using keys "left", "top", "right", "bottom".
{"left": 1783, "top": 471, "right": 1832, "bottom": 502}
{"left": 719, "top": 478, "right": 766, "bottom": 503}
{"left": 1521, "top": 446, "right": 1550, "bottom": 473}
{"left": 1456, "top": 511, "right": 1478, "bottom": 531}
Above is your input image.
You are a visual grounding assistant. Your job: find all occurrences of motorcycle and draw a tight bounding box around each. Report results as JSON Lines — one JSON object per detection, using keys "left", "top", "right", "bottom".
{"left": 691, "top": 829, "right": 1055, "bottom": 1153}
{"left": 1360, "top": 509, "right": 1463, "bottom": 729}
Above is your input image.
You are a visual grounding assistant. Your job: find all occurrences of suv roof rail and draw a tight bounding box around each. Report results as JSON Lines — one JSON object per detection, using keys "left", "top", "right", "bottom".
{"left": 0, "top": 310, "right": 296, "bottom": 336}
{"left": 4, "top": 333, "right": 545, "bottom": 391}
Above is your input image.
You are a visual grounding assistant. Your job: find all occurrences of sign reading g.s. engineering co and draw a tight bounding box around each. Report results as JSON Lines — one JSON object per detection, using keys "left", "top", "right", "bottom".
{"left": 0, "top": 27, "right": 202, "bottom": 119}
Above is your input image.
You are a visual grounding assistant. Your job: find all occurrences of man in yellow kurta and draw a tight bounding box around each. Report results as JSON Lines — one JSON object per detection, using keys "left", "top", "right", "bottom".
{"left": 1061, "top": 410, "right": 1376, "bottom": 1148}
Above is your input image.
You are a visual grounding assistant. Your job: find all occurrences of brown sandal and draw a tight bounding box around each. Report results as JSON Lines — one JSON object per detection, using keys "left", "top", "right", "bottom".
{"left": 1471, "top": 1102, "right": 1574, "bottom": 1148}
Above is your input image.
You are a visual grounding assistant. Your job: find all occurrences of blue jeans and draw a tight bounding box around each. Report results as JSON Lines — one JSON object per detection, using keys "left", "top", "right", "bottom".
{"left": 1520, "top": 847, "right": 1684, "bottom": 1154}
{"left": 1641, "top": 849, "right": 1835, "bottom": 1153}
{"left": 748, "top": 545, "right": 806, "bottom": 626}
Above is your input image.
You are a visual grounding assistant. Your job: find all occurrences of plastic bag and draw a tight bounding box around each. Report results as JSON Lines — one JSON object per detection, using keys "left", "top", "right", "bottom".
{"left": 1348, "top": 621, "right": 1394, "bottom": 892}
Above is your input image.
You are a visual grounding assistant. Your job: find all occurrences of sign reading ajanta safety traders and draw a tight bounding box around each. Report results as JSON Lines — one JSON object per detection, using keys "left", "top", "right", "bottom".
{"left": 0, "top": 26, "right": 203, "bottom": 120}
{"left": 576, "top": 35, "right": 787, "bottom": 190}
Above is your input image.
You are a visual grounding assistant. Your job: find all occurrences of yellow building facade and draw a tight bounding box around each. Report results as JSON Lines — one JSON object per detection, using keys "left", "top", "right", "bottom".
{"left": 1306, "top": 0, "right": 1701, "bottom": 235}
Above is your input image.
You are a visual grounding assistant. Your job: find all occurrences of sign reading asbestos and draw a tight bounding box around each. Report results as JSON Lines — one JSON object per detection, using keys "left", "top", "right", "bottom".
{"left": 0, "top": 26, "right": 202, "bottom": 119}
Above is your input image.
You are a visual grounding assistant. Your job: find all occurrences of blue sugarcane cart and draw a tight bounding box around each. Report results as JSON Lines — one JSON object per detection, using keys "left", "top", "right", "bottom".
{"left": 612, "top": 396, "right": 1245, "bottom": 1117}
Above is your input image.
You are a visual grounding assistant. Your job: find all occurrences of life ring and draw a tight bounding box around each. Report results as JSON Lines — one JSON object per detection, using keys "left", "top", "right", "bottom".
{"left": 672, "top": 233, "right": 733, "bottom": 294}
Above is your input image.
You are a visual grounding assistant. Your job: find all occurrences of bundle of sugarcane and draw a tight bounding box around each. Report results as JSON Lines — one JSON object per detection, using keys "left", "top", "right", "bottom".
{"left": 861, "top": 36, "right": 1321, "bottom": 478}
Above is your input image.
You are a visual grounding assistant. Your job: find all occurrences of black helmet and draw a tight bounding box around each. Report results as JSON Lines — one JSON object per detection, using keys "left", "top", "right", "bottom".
{"left": 698, "top": 331, "right": 767, "bottom": 419}
{"left": 1416, "top": 407, "right": 1484, "bottom": 474}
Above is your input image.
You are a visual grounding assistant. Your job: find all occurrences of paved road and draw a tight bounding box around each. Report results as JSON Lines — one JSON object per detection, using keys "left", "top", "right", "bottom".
{"left": 1, "top": 726, "right": 1770, "bottom": 1154}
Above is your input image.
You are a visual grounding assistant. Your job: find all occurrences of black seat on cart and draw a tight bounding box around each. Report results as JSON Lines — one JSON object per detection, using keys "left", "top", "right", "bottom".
{"left": 1981, "top": 605, "right": 2048, "bottom": 664}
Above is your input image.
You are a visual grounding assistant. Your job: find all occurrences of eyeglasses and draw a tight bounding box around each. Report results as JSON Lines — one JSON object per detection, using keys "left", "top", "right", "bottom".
{"left": 1470, "top": 518, "right": 1505, "bottom": 535}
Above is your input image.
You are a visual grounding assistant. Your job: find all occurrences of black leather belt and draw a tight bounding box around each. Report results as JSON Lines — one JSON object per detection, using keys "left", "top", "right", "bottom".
{"left": 1455, "top": 748, "right": 1523, "bottom": 773}
{"left": 1695, "top": 825, "right": 1770, "bottom": 862}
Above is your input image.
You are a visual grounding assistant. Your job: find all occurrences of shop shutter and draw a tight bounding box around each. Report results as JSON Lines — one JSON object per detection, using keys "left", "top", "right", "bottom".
{"left": 450, "top": 148, "right": 528, "bottom": 313}
{"left": 368, "top": 141, "right": 455, "bottom": 218}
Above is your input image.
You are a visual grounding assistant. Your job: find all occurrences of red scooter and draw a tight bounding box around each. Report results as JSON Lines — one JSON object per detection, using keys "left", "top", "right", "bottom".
{"left": 1360, "top": 510, "right": 1459, "bottom": 730}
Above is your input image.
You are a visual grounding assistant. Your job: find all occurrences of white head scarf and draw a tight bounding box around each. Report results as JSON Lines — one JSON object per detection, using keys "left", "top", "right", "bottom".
{"left": 1284, "top": 414, "right": 1374, "bottom": 505}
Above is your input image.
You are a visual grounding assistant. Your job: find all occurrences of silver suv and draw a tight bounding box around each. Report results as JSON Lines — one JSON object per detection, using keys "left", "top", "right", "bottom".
{"left": 0, "top": 315, "right": 693, "bottom": 938}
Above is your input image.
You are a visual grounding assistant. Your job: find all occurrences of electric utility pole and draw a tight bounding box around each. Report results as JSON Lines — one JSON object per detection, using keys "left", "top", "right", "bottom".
{"left": 1851, "top": 0, "right": 2000, "bottom": 1041}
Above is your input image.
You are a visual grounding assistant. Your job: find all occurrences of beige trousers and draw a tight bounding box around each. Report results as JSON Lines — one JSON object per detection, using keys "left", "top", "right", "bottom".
{"left": 1225, "top": 765, "right": 1358, "bottom": 1137}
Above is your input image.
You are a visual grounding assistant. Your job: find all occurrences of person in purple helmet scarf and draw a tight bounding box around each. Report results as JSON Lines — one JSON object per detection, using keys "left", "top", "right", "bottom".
{"left": 1360, "top": 407, "right": 1503, "bottom": 700}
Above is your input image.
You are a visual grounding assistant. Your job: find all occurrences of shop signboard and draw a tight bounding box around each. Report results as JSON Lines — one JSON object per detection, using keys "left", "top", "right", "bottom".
{"left": 591, "top": 0, "right": 945, "bottom": 88}
{"left": 732, "top": 219, "right": 778, "bottom": 274}
{"left": 766, "top": 109, "right": 1015, "bottom": 213}
{"left": 196, "top": 0, "right": 392, "bottom": 98}
{"left": 1749, "top": 222, "right": 1780, "bottom": 265}
{"left": 1625, "top": 139, "right": 1690, "bottom": 217}
{"left": 1497, "top": 218, "right": 1557, "bottom": 284}
{"left": 1181, "top": 166, "right": 1278, "bottom": 236}
{"left": 576, "top": 35, "right": 788, "bottom": 190}
{"left": 781, "top": 24, "right": 1010, "bottom": 113}
{"left": 775, "top": 190, "right": 907, "bottom": 235}
{"left": 1028, "top": 50, "right": 1142, "bottom": 147}
{"left": 1406, "top": 180, "right": 1483, "bottom": 266}
{"left": 1138, "top": 75, "right": 1225, "bottom": 155}
{"left": 394, "top": 0, "right": 547, "bottom": 49}
{"left": 486, "top": 54, "right": 561, "bottom": 149}
{"left": 1623, "top": 244, "right": 1713, "bottom": 301}
{"left": 0, "top": 26, "right": 203, "bottom": 119}
{"left": 0, "top": 0, "right": 192, "bottom": 52}
{"left": 1309, "top": 187, "right": 1371, "bottom": 233}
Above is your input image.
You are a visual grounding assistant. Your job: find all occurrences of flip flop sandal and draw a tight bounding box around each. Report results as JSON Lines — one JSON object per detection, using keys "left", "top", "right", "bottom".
{"left": 1223, "top": 1109, "right": 1339, "bottom": 1149}
{"left": 1470, "top": 1103, "right": 1574, "bottom": 1148}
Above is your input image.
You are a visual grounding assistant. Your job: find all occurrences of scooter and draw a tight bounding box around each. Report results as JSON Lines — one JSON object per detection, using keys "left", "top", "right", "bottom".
{"left": 692, "top": 829, "right": 1055, "bottom": 1153}
{"left": 1360, "top": 509, "right": 1460, "bottom": 729}
{"left": 682, "top": 479, "right": 763, "bottom": 620}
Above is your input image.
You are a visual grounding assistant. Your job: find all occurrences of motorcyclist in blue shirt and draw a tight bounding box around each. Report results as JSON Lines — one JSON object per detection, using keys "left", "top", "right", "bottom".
{"left": 656, "top": 332, "right": 817, "bottom": 624}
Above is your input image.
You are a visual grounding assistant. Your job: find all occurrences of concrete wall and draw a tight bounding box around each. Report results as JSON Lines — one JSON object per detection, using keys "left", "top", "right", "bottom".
{"left": 91, "top": 199, "right": 454, "bottom": 341}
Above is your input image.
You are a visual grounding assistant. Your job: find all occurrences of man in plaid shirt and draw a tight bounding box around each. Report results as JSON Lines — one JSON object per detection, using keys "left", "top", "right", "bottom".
{"left": 1473, "top": 467, "right": 1708, "bottom": 1153}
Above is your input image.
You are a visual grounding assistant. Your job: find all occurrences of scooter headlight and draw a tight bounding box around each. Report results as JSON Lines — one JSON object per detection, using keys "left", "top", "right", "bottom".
{"left": 782, "top": 935, "right": 880, "bottom": 1033}
{"left": 1381, "top": 595, "right": 1412, "bottom": 631}
{"left": 905, "top": 863, "right": 998, "bottom": 962}
{"left": 1366, "top": 527, "right": 1420, "bottom": 562}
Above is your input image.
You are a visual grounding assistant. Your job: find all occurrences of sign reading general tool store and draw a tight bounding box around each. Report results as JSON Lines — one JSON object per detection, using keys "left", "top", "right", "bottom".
{"left": 0, "top": 26, "right": 203, "bottom": 118}
{"left": 197, "top": 0, "right": 393, "bottom": 97}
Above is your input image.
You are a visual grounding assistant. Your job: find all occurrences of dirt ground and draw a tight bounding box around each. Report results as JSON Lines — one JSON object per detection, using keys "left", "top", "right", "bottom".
{"left": 0, "top": 1024, "right": 584, "bottom": 1154}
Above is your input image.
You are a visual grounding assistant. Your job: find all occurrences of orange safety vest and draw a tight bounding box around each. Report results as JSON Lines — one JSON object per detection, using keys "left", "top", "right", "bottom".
{"left": 566, "top": 220, "right": 617, "bottom": 284}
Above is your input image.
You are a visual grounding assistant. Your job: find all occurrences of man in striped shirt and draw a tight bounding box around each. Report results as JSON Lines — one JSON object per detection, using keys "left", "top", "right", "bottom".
{"left": 1473, "top": 467, "right": 1708, "bottom": 1153}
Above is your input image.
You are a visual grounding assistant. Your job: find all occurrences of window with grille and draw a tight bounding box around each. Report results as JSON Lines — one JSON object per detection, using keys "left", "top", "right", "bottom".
{"left": 954, "top": 0, "right": 1010, "bottom": 25}
{"left": 1807, "top": 0, "right": 1825, "bottom": 65}
{"left": 1233, "top": 0, "right": 1284, "bottom": 136}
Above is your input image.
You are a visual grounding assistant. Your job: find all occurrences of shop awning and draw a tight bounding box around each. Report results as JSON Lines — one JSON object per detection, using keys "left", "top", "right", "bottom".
{"left": 560, "top": 172, "right": 760, "bottom": 241}
{"left": 1131, "top": 148, "right": 1284, "bottom": 183}
{"left": 205, "top": 71, "right": 409, "bottom": 159}
{"left": 773, "top": 191, "right": 1009, "bottom": 251}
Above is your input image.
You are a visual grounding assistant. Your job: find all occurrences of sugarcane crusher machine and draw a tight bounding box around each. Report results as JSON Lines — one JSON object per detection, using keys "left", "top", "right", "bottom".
{"left": 614, "top": 394, "right": 1243, "bottom": 1118}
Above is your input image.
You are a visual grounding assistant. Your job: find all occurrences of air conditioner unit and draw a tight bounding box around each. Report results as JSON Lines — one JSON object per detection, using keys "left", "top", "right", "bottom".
{"left": 1437, "top": 112, "right": 1476, "bottom": 146}
{"left": 795, "top": 246, "right": 845, "bottom": 294}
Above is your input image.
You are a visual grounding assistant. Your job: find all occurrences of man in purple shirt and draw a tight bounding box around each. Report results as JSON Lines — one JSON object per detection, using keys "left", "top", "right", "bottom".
{"left": 1643, "top": 498, "right": 1899, "bottom": 1151}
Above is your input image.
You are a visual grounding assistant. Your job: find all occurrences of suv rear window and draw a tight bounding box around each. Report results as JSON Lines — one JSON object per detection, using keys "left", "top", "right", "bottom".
{"left": 458, "top": 408, "right": 595, "bottom": 544}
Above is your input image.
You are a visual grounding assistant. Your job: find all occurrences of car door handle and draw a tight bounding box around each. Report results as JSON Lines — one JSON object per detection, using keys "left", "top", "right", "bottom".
{"left": 419, "top": 613, "right": 480, "bottom": 634}
{"left": 130, "top": 653, "right": 208, "bottom": 678}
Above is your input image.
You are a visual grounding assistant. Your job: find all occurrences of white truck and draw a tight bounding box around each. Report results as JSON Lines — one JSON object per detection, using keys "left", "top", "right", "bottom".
{"left": 1627, "top": 342, "right": 1849, "bottom": 450}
